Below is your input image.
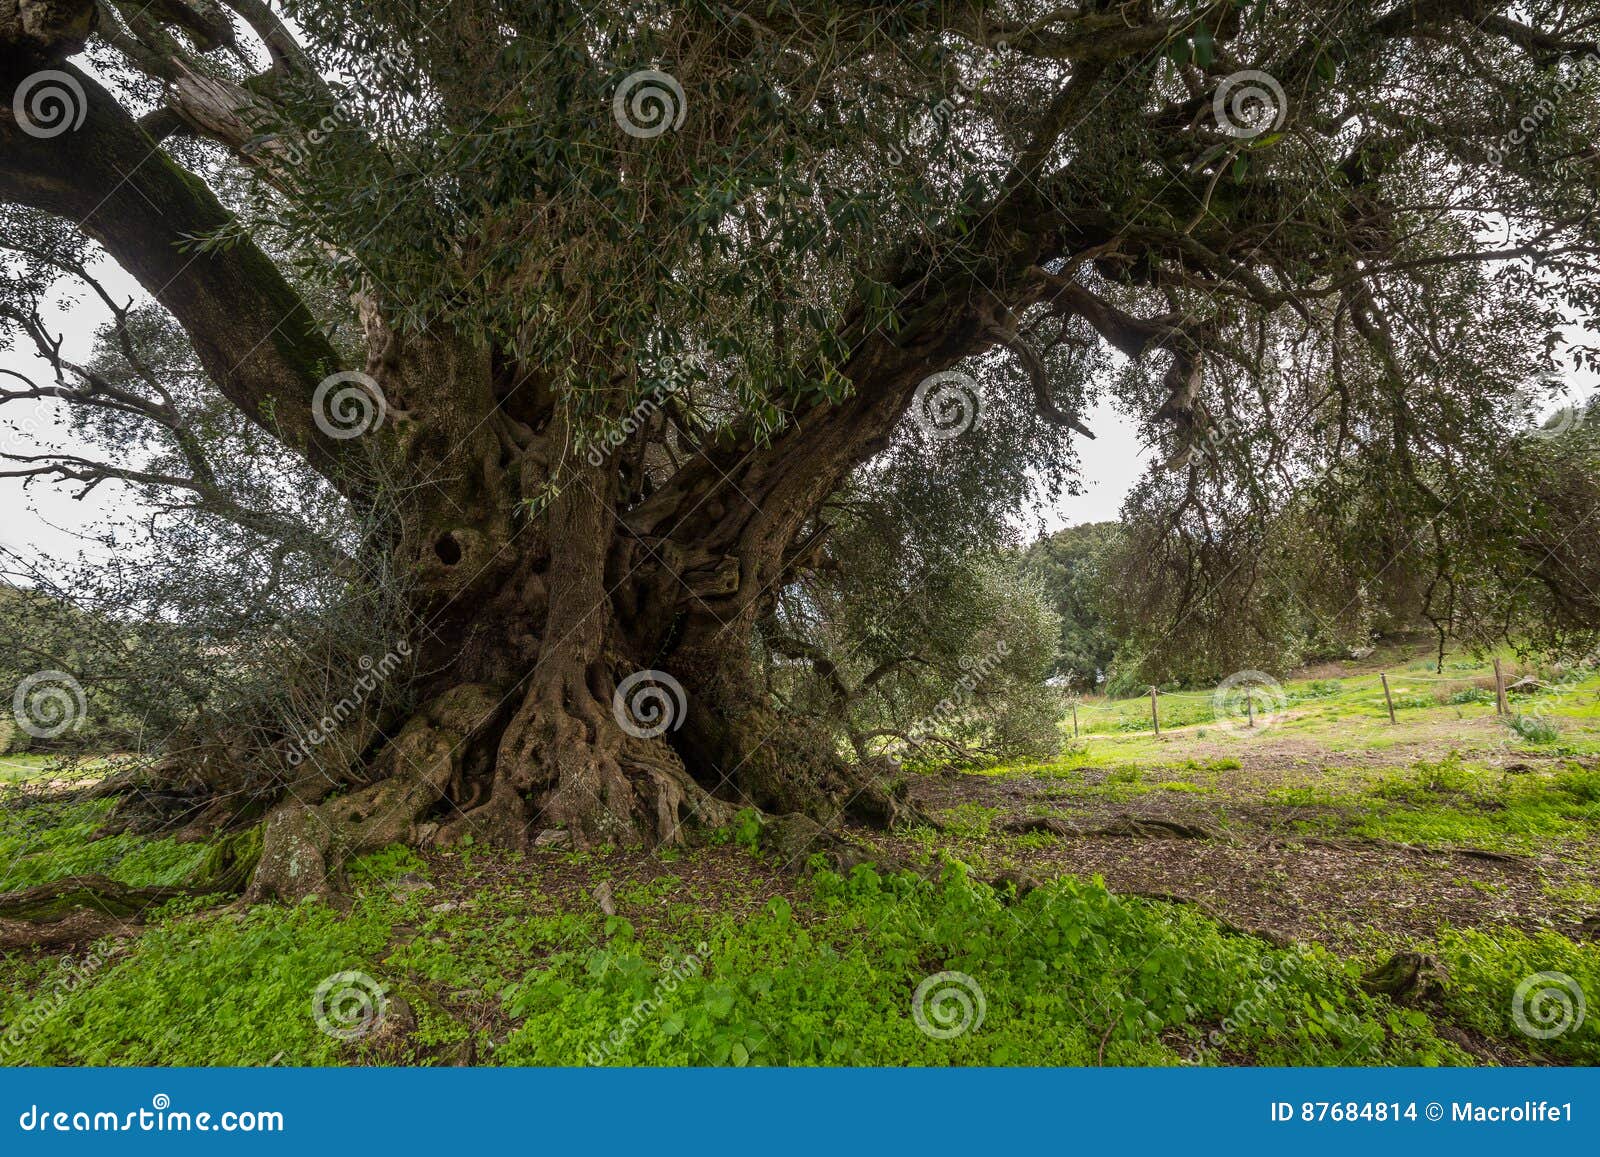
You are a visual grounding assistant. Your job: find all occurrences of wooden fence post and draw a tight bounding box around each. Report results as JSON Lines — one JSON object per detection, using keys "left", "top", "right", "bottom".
{"left": 1071, "top": 701, "right": 1079, "bottom": 738}
{"left": 1245, "top": 690, "right": 1255, "bottom": 728}
{"left": 1494, "top": 657, "right": 1509, "bottom": 716}
{"left": 1149, "top": 686, "right": 1160, "bottom": 736}
{"left": 1380, "top": 672, "right": 1397, "bottom": 724}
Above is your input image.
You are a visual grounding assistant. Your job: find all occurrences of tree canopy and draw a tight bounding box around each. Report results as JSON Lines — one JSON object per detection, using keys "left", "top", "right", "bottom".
{"left": 3, "top": 0, "right": 1599, "bottom": 898}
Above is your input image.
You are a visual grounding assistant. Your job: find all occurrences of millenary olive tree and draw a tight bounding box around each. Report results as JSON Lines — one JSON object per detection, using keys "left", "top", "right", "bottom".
{"left": 3, "top": 0, "right": 1597, "bottom": 900}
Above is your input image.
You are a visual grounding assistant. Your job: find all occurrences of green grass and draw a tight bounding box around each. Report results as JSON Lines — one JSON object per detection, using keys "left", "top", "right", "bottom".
{"left": 4, "top": 644, "right": 1597, "bottom": 1068}
{"left": 1061, "top": 654, "right": 1600, "bottom": 756}
{"left": 0, "top": 799, "right": 210, "bottom": 891}
{"left": 1268, "top": 756, "right": 1600, "bottom": 853}
{"left": 1, "top": 852, "right": 1515, "bottom": 1067}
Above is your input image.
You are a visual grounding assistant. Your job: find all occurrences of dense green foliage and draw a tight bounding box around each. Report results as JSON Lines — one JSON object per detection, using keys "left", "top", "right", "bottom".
{"left": 13, "top": 848, "right": 1592, "bottom": 1068}
{"left": 1021, "top": 522, "right": 1121, "bottom": 688}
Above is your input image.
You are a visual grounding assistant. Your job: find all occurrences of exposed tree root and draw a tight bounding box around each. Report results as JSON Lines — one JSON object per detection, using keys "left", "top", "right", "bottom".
{"left": 247, "top": 684, "right": 500, "bottom": 903}
{"left": 0, "top": 875, "right": 195, "bottom": 950}
{"left": 1301, "top": 836, "right": 1529, "bottom": 864}
{"left": 1000, "top": 815, "right": 1078, "bottom": 837}
{"left": 1360, "top": 951, "right": 1449, "bottom": 1005}
{"left": 999, "top": 813, "right": 1223, "bottom": 840}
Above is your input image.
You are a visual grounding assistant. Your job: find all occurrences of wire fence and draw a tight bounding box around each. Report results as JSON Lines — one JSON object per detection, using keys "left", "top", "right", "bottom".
{"left": 1061, "top": 663, "right": 1600, "bottom": 738}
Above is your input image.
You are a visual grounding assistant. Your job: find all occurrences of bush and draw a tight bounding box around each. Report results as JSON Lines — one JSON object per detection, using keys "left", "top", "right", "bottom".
{"left": 1506, "top": 713, "right": 1561, "bottom": 744}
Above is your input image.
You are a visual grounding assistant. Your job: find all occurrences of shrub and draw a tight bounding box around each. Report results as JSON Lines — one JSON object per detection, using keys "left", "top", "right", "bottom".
{"left": 1506, "top": 713, "right": 1560, "bottom": 744}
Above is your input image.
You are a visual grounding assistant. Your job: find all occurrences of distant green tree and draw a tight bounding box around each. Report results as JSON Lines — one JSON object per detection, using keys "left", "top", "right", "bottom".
{"left": 1022, "top": 522, "right": 1122, "bottom": 688}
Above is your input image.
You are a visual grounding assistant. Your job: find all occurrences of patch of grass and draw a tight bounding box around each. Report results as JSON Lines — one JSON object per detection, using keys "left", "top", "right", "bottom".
{"left": 496, "top": 864, "right": 1465, "bottom": 1066}
{"left": 0, "top": 800, "right": 210, "bottom": 891}
{"left": 1349, "top": 758, "right": 1600, "bottom": 851}
{"left": 935, "top": 804, "right": 1001, "bottom": 840}
{"left": 1431, "top": 926, "right": 1600, "bottom": 1064}
{"left": 0, "top": 898, "right": 396, "bottom": 1065}
{"left": 347, "top": 844, "right": 427, "bottom": 883}
{"left": 1506, "top": 714, "right": 1562, "bottom": 745}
